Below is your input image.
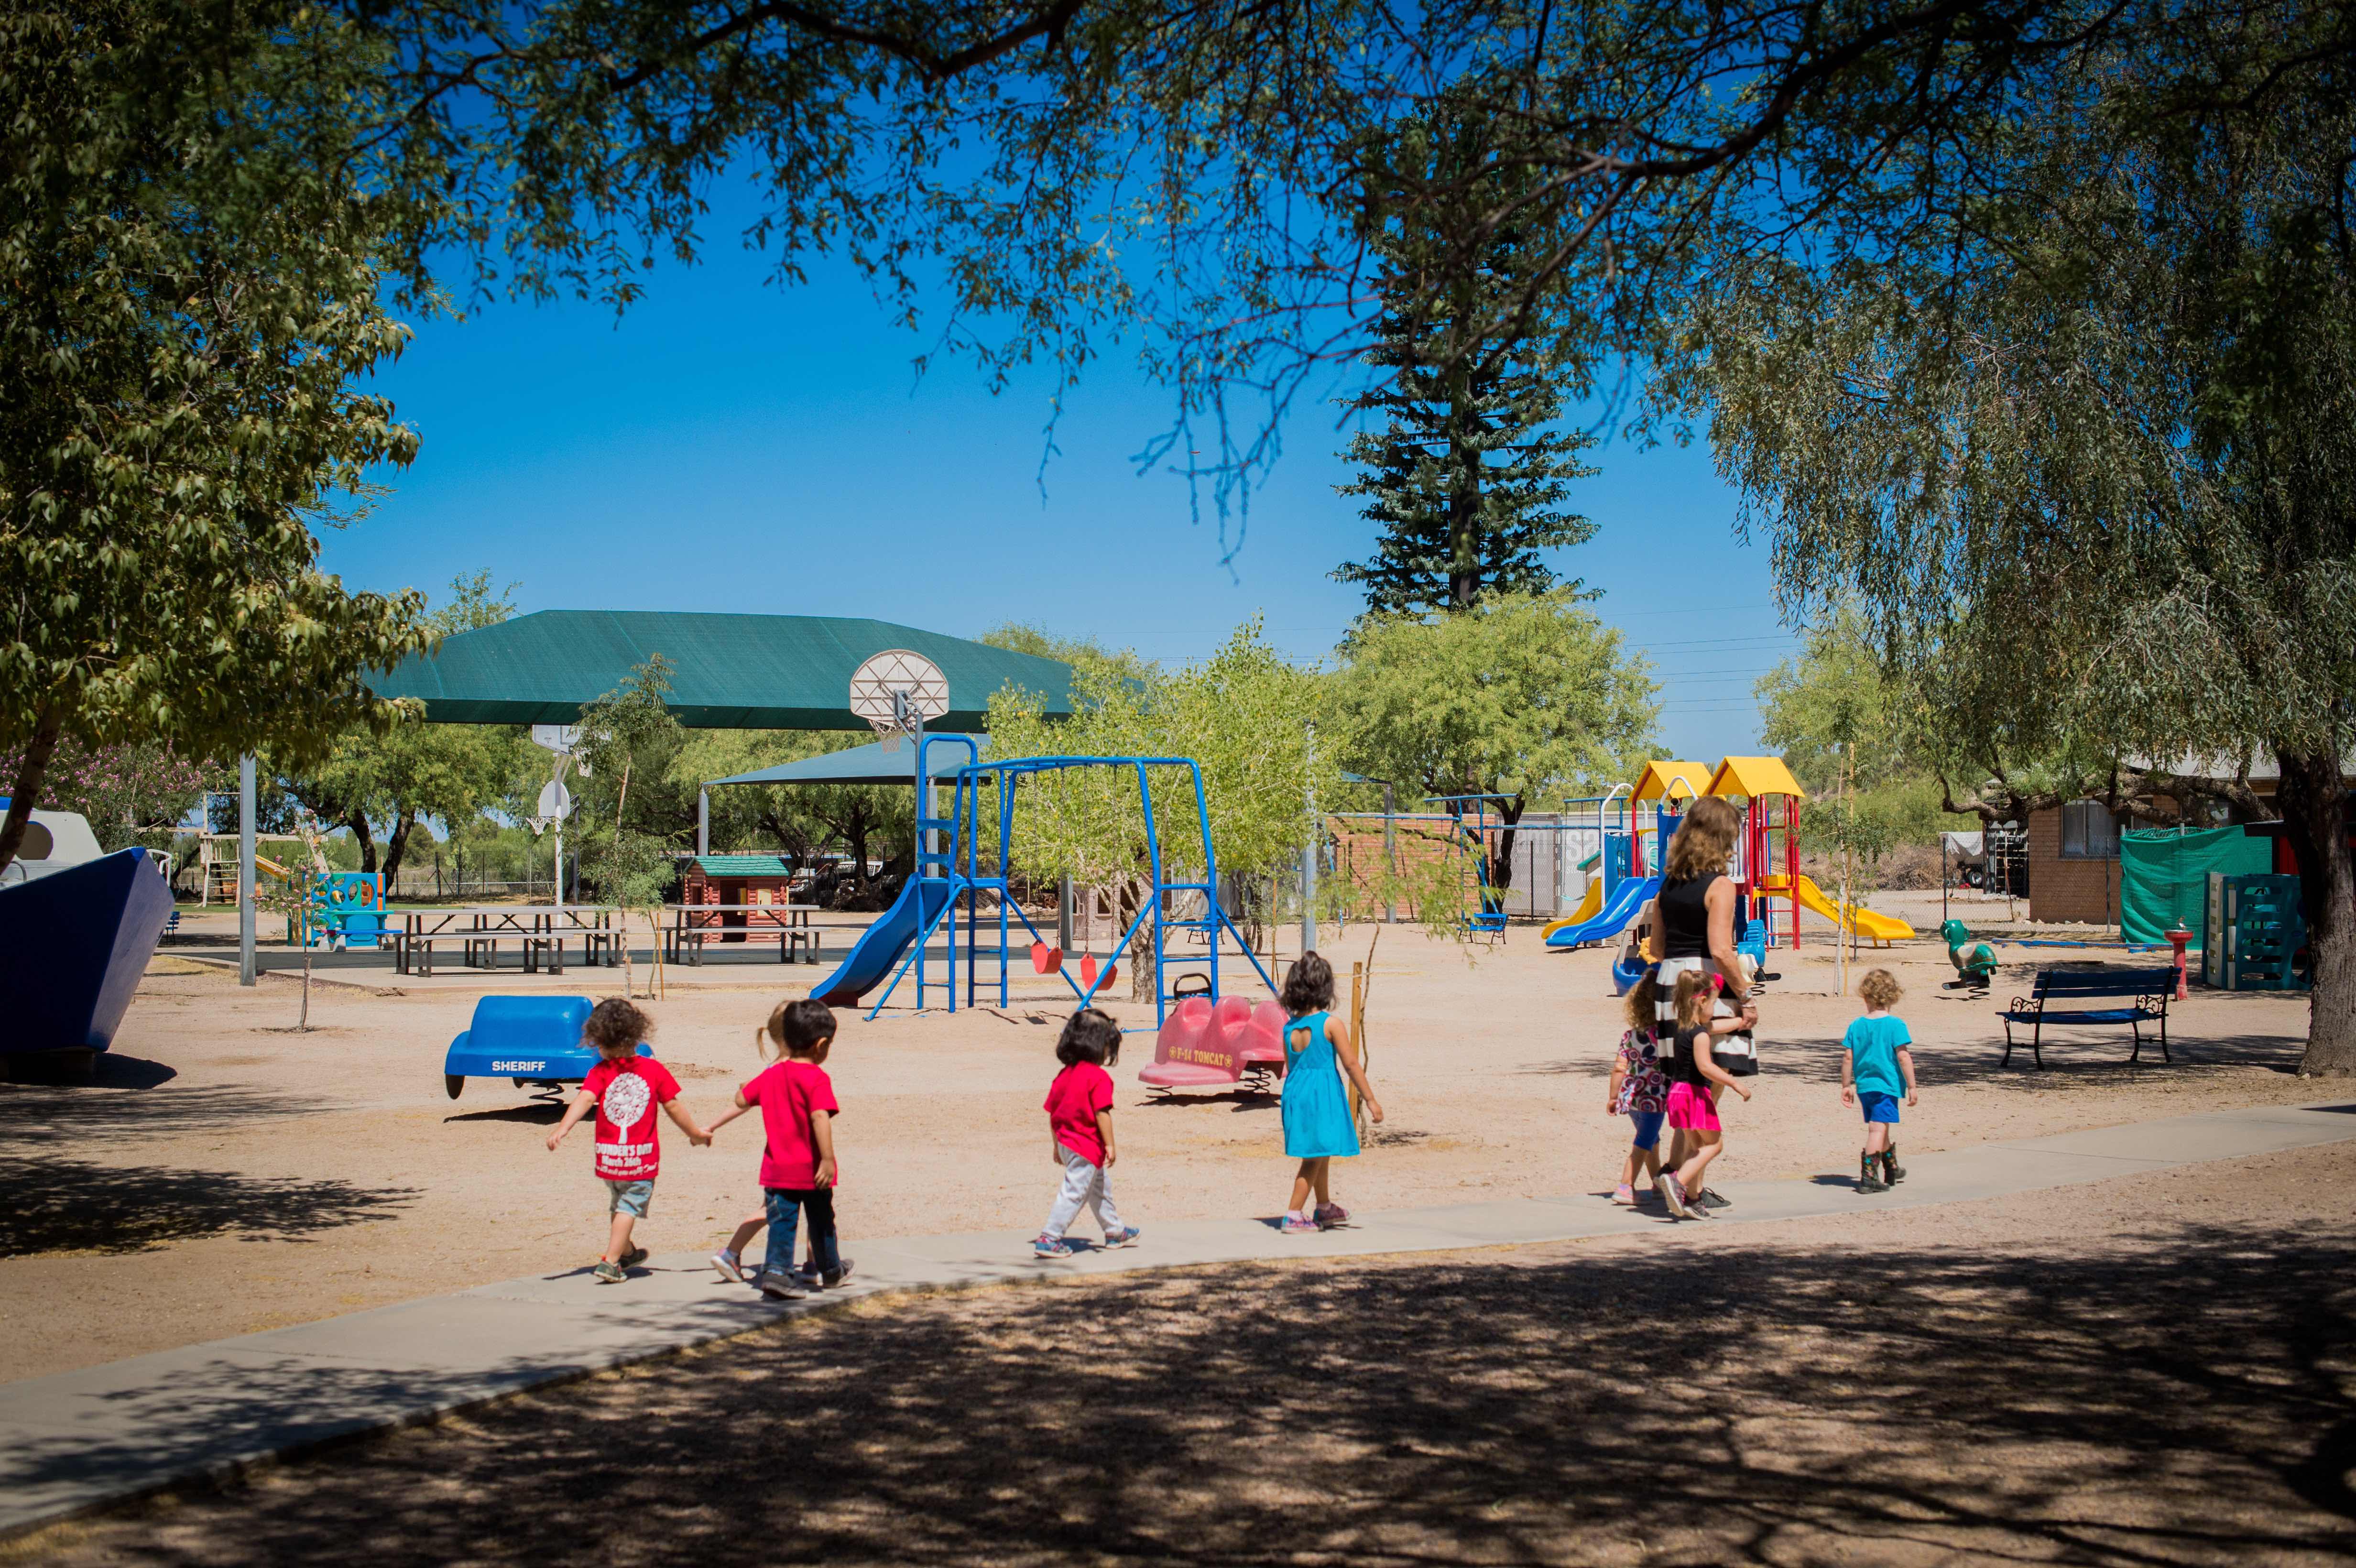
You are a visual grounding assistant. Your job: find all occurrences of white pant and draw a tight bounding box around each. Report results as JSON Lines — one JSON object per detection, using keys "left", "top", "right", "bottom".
{"left": 1043, "top": 1147, "right": 1124, "bottom": 1239}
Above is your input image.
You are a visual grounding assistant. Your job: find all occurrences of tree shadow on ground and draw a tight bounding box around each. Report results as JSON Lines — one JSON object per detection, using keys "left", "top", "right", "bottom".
{"left": 1, "top": 1155, "right": 419, "bottom": 1255}
{"left": 0, "top": 1082, "right": 332, "bottom": 1146}
{"left": 40, "top": 1218, "right": 2355, "bottom": 1566}
{"left": 1768, "top": 1029, "right": 2306, "bottom": 1089}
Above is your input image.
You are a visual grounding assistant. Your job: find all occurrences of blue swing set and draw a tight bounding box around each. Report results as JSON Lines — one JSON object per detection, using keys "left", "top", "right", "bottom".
{"left": 859, "top": 737, "right": 1277, "bottom": 1025}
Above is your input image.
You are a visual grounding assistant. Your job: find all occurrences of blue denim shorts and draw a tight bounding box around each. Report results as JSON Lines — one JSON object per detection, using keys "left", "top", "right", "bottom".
{"left": 1627, "top": 1109, "right": 1666, "bottom": 1151}
{"left": 1858, "top": 1091, "right": 1900, "bottom": 1125}
{"left": 604, "top": 1179, "right": 655, "bottom": 1217}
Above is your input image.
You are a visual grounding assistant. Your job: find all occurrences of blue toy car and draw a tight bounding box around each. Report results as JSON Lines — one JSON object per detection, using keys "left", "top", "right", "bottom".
{"left": 443, "top": 995, "right": 648, "bottom": 1100}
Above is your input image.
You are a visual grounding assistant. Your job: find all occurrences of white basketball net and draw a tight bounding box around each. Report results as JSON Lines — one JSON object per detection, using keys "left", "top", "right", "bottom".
{"left": 848, "top": 649, "right": 949, "bottom": 752}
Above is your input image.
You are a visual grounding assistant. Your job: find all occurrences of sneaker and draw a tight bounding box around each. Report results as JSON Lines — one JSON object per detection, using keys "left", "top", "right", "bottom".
{"left": 1312, "top": 1203, "right": 1350, "bottom": 1228}
{"left": 1698, "top": 1188, "right": 1733, "bottom": 1210}
{"left": 592, "top": 1260, "right": 625, "bottom": 1285}
{"left": 1655, "top": 1175, "right": 1691, "bottom": 1219}
{"left": 1611, "top": 1184, "right": 1637, "bottom": 1206}
{"left": 618, "top": 1246, "right": 648, "bottom": 1270}
{"left": 1034, "top": 1233, "right": 1074, "bottom": 1258}
{"left": 1279, "top": 1212, "right": 1320, "bottom": 1234}
{"left": 1102, "top": 1227, "right": 1143, "bottom": 1249}
{"left": 756, "top": 1269, "right": 810, "bottom": 1299}
{"left": 711, "top": 1251, "right": 750, "bottom": 1285}
{"left": 818, "top": 1259, "right": 856, "bottom": 1289}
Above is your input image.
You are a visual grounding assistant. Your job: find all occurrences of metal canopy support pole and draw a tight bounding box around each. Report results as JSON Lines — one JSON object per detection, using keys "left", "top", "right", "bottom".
{"left": 238, "top": 755, "right": 256, "bottom": 985}
{"left": 697, "top": 789, "right": 709, "bottom": 856}
{"left": 1382, "top": 781, "right": 1396, "bottom": 923}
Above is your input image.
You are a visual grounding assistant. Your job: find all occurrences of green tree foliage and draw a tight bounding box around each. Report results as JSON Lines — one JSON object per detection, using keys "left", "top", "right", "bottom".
{"left": 574, "top": 656, "right": 687, "bottom": 995}
{"left": 299, "top": 0, "right": 2227, "bottom": 529}
{"left": 275, "top": 574, "right": 534, "bottom": 882}
{"left": 986, "top": 619, "right": 1340, "bottom": 997}
{"left": 0, "top": 2, "right": 434, "bottom": 873}
{"left": 1326, "top": 593, "right": 1657, "bottom": 891}
{"left": 668, "top": 729, "right": 914, "bottom": 890}
{"left": 0, "top": 738, "right": 203, "bottom": 855}
{"left": 1333, "top": 96, "right": 1599, "bottom": 614}
{"left": 1680, "top": 12, "right": 2356, "bottom": 1071}
{"left": 979, "top": 624, "right": 1157, "bottom": 688}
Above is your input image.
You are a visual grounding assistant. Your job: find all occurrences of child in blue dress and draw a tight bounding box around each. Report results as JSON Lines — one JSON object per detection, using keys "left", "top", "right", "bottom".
{"left": 1276, "top": 952, "right": 1383, "bottom": 1233}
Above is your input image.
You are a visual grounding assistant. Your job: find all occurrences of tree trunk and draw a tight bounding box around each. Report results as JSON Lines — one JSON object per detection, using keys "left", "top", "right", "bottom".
{"left": 380, "top": 812, "right": 419, "bottom": 886}
{"left": 346, "top": 813, "right": 379, "bottom": 873}
{"left": 847, "top": 813, "right": 871, "bottom": 883}
{"left": 2277, "top": 747, "right": 2356, "bottom": 1077}
{"left": 0, "top": 712, "right": 65, "bottom": 874}
{"left": 1122, "top": 878, "right": 1156, "bottom": 1002}
{"left": 1489, "top": 795, "right": 1525, "bottom": 894}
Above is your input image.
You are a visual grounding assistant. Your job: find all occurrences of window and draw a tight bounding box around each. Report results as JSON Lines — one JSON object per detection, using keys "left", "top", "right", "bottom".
{"left": 2059, "top": 800, "right": 2119, "bottom": 860}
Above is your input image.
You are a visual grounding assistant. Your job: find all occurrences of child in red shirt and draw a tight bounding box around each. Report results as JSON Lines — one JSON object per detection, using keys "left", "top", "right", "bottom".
{"left": 707, "top": 997, "right": 852, "bottom": 1300}
{"left": 546, "top": 998, "right": 711, "bottom": 1283}
{"left": 1034, "top": 1007, "right": 1140, "bottom": 1258}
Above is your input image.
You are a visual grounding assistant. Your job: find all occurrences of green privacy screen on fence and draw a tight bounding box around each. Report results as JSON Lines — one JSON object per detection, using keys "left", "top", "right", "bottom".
{"left": 368, "top": 611, "right": 1079, "bottom": 730}
{"left": 2119, "top": 826, "right": 2272, "bottom": 947}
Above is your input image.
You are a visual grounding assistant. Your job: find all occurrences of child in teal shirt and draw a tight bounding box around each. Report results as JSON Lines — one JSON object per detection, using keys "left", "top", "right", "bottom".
{"left": 1841, "top": 969, "right": 1918, "bottom": 1193}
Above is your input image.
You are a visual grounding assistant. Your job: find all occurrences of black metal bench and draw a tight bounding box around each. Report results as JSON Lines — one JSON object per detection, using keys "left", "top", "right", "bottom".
{"left": 2000, "top": 967, "right": 2172, "bottom": 1068}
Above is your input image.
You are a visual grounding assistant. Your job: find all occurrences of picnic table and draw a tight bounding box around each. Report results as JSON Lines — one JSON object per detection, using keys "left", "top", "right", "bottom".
{"left": 391, "top": 905, "right": 624, "bottom": 977}
{"left": 664, "top": 902, "right": 825, "bottom": 966}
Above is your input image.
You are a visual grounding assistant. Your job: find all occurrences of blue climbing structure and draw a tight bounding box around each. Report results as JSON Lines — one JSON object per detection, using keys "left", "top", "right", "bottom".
{"left": 851, "top": 746, "right": 1277, "bottom": 1026}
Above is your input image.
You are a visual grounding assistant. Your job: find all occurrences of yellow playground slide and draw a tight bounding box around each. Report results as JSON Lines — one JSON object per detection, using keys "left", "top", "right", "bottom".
{"left": 1539, "top": 877, "right": 1605, "bottom": 942}
{"left": 1790, "top": 874, "right": 1915, "bottom": 944}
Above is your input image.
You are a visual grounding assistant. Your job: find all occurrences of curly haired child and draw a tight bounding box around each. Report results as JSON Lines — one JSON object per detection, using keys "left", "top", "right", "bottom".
{"left": 546, "top": 998, "right": 712, "bottom": 1283}
{"left": 1842, "top": 969, "right": 1919, "bottom": 1193}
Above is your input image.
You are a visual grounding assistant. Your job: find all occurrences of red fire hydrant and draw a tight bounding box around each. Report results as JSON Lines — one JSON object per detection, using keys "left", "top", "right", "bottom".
{"left": 2165, "top": 926, "right": 2193, "bottom": 1001}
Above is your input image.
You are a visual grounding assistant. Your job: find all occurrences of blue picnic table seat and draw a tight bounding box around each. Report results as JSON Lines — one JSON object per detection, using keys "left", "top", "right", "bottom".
{"left": 2000, "top": 967, "right": 2173, "bottom": 1068}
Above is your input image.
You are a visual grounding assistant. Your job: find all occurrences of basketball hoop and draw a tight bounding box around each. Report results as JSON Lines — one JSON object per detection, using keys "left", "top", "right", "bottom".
{"left": 848, "top": 650, "right": 949, "bottom": 751}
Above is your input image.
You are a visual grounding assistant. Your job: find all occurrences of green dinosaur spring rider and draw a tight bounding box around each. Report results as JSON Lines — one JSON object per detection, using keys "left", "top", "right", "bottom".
{"left": 1941, "top": 918, "right": 1999, "bottom": 991}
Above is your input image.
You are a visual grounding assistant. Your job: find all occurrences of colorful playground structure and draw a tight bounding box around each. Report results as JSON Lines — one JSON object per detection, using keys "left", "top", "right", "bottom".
{"left": 808, "top": 738, "right": 1277, "bottom": 1025}
{"left": 1539, "top": 757, "right": 1914, "bottom": 955}
{"left": 256, "top": 853, "right": 388, "bottom": 950}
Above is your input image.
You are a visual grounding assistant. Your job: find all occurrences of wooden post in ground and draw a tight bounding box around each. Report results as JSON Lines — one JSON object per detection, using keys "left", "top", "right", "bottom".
{"left": 1349, "top": 959, "right": 1368, "bottom": 1125}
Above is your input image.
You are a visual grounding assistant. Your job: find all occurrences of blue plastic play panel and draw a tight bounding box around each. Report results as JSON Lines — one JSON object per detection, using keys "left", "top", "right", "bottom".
{"left": 442, "top": 996, "right": 648, "bottom": 1093}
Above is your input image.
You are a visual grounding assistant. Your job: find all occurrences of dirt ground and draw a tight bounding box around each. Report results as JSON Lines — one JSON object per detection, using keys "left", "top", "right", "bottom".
{"left": 0, "top": 910, "right": 2324, "bottom": 1383}
{"left": 14, "top": 1138, "right": 2353, "bottom": 1567}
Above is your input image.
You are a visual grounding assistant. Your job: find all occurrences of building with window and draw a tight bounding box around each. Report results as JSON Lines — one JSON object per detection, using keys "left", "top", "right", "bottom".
{"left": 2026, "top": 800, "right": 2124, "bottom": 924}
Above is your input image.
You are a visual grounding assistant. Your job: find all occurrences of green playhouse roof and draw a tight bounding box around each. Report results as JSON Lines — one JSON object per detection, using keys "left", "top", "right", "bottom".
{"left": 689, "top": 855, "right": 794, "bottom": 877}
{"left": 368, "top": 611, "right": 1079, "bottom": 730}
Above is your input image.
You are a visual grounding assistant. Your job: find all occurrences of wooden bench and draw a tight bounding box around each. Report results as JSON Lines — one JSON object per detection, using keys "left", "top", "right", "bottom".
{"left": 2000, "top": 967, "right": 2173, "bottom": 1068}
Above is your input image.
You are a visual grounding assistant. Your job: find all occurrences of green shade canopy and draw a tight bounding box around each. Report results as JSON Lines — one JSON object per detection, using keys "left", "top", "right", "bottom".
{"left": 369, "top": 611, "right": 1077, "bottom": 729}
{"left": 705, "top": 735, "right": 990, "bottom": 788}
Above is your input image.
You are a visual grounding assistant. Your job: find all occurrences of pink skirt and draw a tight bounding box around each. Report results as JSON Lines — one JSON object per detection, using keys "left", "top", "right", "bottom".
{"left": 1666, "top": 1081, "right": 1721, "bottom": 1133}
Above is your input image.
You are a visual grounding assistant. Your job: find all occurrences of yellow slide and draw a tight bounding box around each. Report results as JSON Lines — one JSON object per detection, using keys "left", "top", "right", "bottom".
{"left": 1539, "top": 878, "right": 1605, "bottom": 942}
{"left": 1791, "top": 874, "right": 1915, "bottom": 944}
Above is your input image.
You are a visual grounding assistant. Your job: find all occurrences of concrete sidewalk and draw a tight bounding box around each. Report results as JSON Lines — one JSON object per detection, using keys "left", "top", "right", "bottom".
{"left": 2, "top": 1099, "right": 2350, "bottom": 1539}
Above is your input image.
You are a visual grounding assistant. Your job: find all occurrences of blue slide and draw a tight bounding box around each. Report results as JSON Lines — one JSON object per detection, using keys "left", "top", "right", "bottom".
{"left": 812, "top": 877, "right": 953, "bottom": 1006}
{"left": 1544, "top": 875, "right": 1661, "bottom": 949}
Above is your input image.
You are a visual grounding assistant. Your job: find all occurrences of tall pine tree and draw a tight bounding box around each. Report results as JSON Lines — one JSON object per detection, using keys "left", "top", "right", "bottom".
{"left": 1333, "top": 105, "right": 1599, "bottom": 616}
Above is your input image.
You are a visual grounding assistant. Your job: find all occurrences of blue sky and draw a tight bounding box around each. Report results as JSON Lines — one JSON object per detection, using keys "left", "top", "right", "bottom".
{"left": 333, "top": 227, "right": 1794, "bottom": 763}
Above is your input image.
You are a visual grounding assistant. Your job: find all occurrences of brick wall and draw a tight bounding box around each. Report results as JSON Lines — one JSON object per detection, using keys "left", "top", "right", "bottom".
{"left": 2027, "top": 806, "right": 2120, "bottom": 925}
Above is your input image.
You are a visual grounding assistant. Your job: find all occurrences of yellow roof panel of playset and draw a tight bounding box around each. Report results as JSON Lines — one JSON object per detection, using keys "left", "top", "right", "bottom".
{"left": 1632, "top": 761, "right": 1712, "bottom": 801}
{"left": 1708, "top": 755, "right": 1807, "bottom": 800}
